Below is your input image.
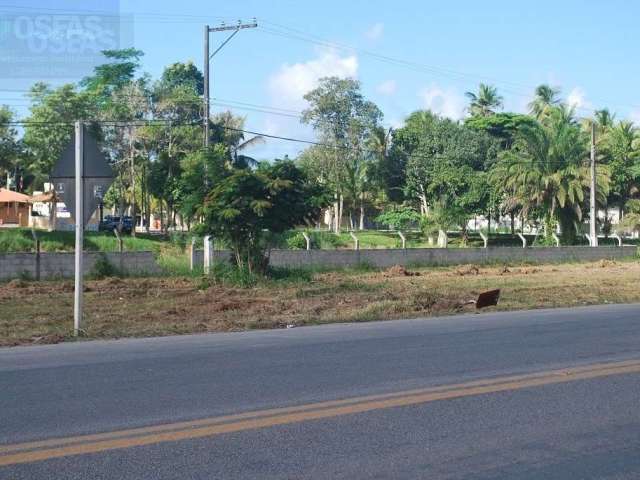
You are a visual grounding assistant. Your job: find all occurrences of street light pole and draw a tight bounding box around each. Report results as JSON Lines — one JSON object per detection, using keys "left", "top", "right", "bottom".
{"left": 203, "top": 19, "right": 258, "bottom": 147}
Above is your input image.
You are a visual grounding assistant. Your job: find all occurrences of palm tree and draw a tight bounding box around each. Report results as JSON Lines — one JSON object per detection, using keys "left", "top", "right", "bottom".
{"left": 465, "top": 83, "right": 503, "bottom": 117}
{"left": 210, "top": 111, "right": 265, "bottom": 168}
{"left": 491, "top": 107, "right": 609, "bottom": 244}
{"left": 528, "top": 84, "right": 561, "bottom": 120}
{"left": 605, "top": 120, "right": 640, "bottom": 219}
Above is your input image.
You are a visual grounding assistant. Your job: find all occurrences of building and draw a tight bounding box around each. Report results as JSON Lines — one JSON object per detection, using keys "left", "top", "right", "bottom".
{"left": 0, "top": 188, "right": 31, "bottom": 227}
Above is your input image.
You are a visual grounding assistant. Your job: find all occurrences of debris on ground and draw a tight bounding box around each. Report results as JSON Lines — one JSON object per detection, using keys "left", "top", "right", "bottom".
{"left": 598, "top": 259, "right": 617, "bottom": 268}
{"left": 6, "top": 279, "right": 28, "bottom": 289}
{"left": 383, "top": 265, "right": 421, "bottom": 277}
{"left": 454, "top": 264, "right": 480, "bottom": 276}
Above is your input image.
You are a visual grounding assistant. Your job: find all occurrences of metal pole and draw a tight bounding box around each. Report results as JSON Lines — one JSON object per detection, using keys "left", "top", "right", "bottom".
{"left": 74, "top": 121, "right": 84, "bottom": 336}
{"left": 590, "top": 122, "right": 598, "bottom": 247}
{"left": 203, "top": 25, "right": 210, "bottom": 147}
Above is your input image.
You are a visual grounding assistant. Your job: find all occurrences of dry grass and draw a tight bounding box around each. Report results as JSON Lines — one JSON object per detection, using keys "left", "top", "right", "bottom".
{"left": 1, "top": 259, "right": 639, "bottom": 347}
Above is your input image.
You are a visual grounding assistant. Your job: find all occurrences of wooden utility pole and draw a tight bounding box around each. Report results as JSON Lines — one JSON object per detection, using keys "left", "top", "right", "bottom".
{"left": 203, "top": 19, "right": 257, "bottom": 147}
{"left": 590, "top": 122, "right": 598, "bottom": 247}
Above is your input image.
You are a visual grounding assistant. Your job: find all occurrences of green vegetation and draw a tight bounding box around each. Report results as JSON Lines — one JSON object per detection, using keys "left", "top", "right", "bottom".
{"left": 2, "top": 50, "right": 640, "bottom": 264}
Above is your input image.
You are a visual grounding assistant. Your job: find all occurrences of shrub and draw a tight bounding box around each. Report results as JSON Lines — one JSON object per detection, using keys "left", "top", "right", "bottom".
{"left": 88, "top": 254, "right": 119, "bottom": 279}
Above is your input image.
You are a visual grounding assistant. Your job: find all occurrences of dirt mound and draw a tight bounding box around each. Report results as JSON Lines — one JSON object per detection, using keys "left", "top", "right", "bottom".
{"left": 598, "top": 259, "right": 617, "bottom": 268}
{"left": 383, "top": 265, "right": 421, "bottom": 277}
{"left": 6, "top": 279, "right": 28, "bottom": 288}
{"left": 454, "top": 265, "right": 480, "bottom": 276}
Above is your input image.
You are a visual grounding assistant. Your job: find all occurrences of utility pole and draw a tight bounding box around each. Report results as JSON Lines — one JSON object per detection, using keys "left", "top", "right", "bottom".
{"left": 590, "top": 122, "right": 598, "bottom": 247}
{"left": 203, "top": 19, "right": 258, "bottom": 147}
{"left": 74, "top": 121, "right": 84, "bottom": 336}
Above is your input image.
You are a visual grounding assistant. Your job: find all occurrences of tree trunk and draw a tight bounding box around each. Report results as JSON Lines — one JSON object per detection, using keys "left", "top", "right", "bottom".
{"left": 338, "top": 194, "right": 344, "bottom": 234}
{"left": 510, "top": 212, "right": 515, "bottom": 235}
{"left": 359, "top": 202, "right": 365, "bottom": 231}
{"left": 487, "top": 210, "right": 491, "bottom": 234}
{"left": 333, "top": 192, "right": 339, "bottom": 233}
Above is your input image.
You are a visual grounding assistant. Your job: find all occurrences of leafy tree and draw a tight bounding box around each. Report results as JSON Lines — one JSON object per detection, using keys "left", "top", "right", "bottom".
{"left": 178, "top": 145, "right": 228, "bottom": 225}
{"left": 602, "top": 120, "right": 640, "bottom": 218}
{"left": 0, "top": 106, "right": 22, "bottom": 189}
{"left": 465, "top": 83, "right": 503, "bottom": 117}
{"left": 200, "top": 160, "right": 327, "bottom": 273}
{"left": 528, "top": 84, "right": 561, "bottom": 119}
{"left": 158, "top": 61, "right": 204, "bottom": 96}
{"left": 302, "top": 77, "right": 382, "bottom": 232}
{"left": 490, "top": 107, "right": 609, "bottom": 244}
{"left": 375, "top": 205, "right": 421, "bottom": 230}
{"left": 398, "top": 111, "right": 497, "bottom": 220}
{"left": 465, "top": 112, "right": 537, "bottom": 149}
{"left": 81, "top": 48, "right": 144, "bottom": 107}
{"left": 23, "top": 83, "right": 96, "bottom": 187}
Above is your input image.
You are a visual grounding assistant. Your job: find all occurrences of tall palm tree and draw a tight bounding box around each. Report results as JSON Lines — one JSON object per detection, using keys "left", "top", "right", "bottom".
{"left": 605, "top": 120, "right": 640, "bottom": 219}
{"left": 528, "top": 84, "right": 561, "bottom": 120}
{"left": 491, "top": 107, "right": 609, "bottom": 244}
{"left": 465, "top": 83, "right": 503, "bottom": 117}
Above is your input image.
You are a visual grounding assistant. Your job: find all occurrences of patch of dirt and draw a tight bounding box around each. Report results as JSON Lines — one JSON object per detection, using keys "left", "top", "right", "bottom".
{"left": 383, "top": 265, "right": 421, "bottom": 277}
{"left": 454, "top": 264, "right": 480, "bottom": 276}
{"left": 6, "top": 279, "right": 28, "bottom": 289}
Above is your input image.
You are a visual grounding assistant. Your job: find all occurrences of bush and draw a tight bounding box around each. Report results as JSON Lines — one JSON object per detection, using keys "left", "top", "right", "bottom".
{"left": 88, "top": 254, "right": 119, "bottom": 279}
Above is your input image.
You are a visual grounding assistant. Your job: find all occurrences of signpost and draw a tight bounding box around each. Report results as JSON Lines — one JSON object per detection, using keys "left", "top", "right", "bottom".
{"left": 51, "top": 122, "right": 113, "bottom": 335}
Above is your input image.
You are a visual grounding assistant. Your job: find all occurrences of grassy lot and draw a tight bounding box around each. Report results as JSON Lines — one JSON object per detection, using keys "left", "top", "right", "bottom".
{"left": 0, "top": 228, "right": 169, "bottom": 253}
{"left": 2, "top": 228, "right": 636, "bottom": 253}
{"left": 2, "top": 258, "right": 639, "bottom": 347}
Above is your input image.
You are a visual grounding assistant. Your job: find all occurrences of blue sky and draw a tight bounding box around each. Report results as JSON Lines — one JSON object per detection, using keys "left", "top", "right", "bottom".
{"left": 2, "top": 0, "right": 640, "bottom": 159}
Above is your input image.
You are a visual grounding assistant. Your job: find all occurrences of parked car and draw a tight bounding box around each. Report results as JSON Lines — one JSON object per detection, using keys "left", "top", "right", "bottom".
{"left": 99, "top": 215, "right": 133, "bottom": 234}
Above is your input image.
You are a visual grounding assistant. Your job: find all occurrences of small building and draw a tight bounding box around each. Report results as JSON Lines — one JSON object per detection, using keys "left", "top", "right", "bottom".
{"left": 0, "top": 188, "right": 31, "bottom": 227}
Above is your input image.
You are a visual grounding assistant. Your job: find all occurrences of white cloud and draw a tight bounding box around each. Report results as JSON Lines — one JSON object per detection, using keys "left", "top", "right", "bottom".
{"left": 566, "top": 87, "right": 591, "bottom": 110}
{"left": 365, "top": 22, "right": 384, "bottom": 41}
{"left": 376, "top": 79, "right": 397, "bottom": 96}
{"left": 418, "top": 84, "right": 466, "bottom": 120}
{"left": 268, "top": 50, "right": 358, "bottom": 110}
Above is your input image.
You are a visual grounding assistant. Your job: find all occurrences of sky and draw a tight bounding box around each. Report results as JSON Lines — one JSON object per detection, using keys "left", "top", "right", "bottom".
{"left": 1, "top": 0, "right": 640, "bottom": 160}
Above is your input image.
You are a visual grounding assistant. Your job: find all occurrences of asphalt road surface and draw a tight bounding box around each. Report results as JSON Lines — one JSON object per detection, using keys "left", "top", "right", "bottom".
{"left": 2, "top": 303, "right": 640, "bottom": 479}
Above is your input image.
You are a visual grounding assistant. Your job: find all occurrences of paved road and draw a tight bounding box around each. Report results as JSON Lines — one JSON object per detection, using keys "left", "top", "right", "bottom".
{"left": 2, "top": 304, "right": 640, "bottom": 479}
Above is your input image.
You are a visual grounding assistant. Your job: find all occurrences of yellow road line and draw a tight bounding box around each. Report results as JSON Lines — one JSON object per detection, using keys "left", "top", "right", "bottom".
{"left": 2, "top": 358, "right": 640, "bottom": 467}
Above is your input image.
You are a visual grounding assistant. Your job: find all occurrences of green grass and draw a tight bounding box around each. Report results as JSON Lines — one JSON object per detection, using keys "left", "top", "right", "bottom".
{"left": 0, "top": 228, "right": 167, "bottom": 253}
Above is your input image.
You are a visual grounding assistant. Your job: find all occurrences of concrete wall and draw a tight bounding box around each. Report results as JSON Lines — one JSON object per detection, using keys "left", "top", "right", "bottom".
{"left": 0, "top": 246, "right": 636, "bottom": 281}
{"left": 263, "top": 246, "right": 637, "bottom": 269}
{"left": 0, "top": 251, "right": 162, "bottom": 281}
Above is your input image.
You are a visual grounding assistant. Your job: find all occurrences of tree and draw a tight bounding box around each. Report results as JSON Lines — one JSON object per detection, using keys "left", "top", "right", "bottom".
{"left": 397, "top": 111, "right": 497, "bottom": 222}
{"left": 301, "top": 77, "right": 383, "bottom": 232}
{"left": 158, "top": 61, "right": 204, "bottom": 96}
{"left": 0, "top": 106, "right": 21, "bottom": 189}
{"left": 490, "top": 107, "right": 610, "bottom": 244}
{"left": 200, "top": 160, "right": 327, "bottom": 273}
{"left": 23, "top": 83, "right": 96, "bottom": 187}
{"left": 210, "top": 112, "right": 264, "bottom": 168}
{"left": 528, "top": 84, "right": 561, "bottom": 120}
{"left": 465, "top": 83, "right": 503, "bottom": 117}
{"left": 603, "top": 120, "right": 640, "bottom": 218}
{"left": 464, "top": 112, "right": 537, "bottom": 149}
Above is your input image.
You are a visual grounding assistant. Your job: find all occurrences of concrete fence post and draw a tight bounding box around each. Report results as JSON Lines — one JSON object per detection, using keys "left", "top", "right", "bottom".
{"left": 31, "top": 229, "right": 40, "bottom": 281}
{"left": 552, "top": 233, "right": 561, "bottom": 247}
{"left": 350, "top": 232, "right": 359, "bottom": 251}
{"left": 302, "top": 232, "right": 311, "bottom": 251}
{"left": 479, "top": 231, "right": 488, "bottom": 248}
{"left": 189, "top": 237, "right": 196, "bottom": 271}
{"left": 113, "top": 228, "right": 124, "bottom": 273}
{"left": 438, "top": 230, "right": 448, "bottom": 248}
{"left": 517, "top": 232, "right": 527, "bottom": 248}
{"left": 203, "top": 235, "right": 213, "bottom": 275}
{"left": 397, "top": 231, "right": 406, "bottom": 249}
